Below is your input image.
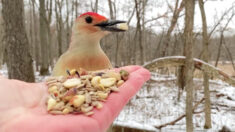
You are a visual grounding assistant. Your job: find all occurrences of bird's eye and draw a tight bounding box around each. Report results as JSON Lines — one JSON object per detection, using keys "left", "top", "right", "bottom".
{"left": 85, "top": 16, "right": 93, "bottom": 23}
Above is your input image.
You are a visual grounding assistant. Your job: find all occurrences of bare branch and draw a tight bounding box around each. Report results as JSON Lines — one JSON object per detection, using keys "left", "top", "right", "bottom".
{"left": 143, "top": 12, "right": 168, "bottom": 25}
{"left": 208, "top": 5, "right": 234, "bottom": 38}
{"left": 144, "top": 56, "right": 235, "bottom": 86}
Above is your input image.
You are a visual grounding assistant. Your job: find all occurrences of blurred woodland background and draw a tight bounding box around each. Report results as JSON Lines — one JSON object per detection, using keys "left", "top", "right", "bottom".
{"left": 0, "top": 0, "right": 235, "bottom": 81}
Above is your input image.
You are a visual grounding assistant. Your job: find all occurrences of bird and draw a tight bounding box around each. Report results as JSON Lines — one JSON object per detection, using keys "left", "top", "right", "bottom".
{"left": 52, "top": 12, "right": 128, "bottom": 76}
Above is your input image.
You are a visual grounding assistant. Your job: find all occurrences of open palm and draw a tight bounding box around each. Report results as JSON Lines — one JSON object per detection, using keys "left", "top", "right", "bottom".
{"left": 0, "top": 66, "right": 150, "bottom": 132}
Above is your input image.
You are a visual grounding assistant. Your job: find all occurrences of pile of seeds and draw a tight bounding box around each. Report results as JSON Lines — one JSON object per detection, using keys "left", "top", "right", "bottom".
{"left": 45, "top": 69, "right": 129, "bottom": 116}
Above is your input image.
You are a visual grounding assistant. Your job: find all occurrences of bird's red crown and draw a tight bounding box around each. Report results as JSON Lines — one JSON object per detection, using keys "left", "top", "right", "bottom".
{"left": 78, "top": 12, "right": 107, "bottom": 21}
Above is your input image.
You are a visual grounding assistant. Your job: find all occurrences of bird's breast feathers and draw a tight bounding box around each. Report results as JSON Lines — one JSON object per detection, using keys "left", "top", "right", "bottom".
{"left": 53, "top": 53, "right": 112, "bottom": 76}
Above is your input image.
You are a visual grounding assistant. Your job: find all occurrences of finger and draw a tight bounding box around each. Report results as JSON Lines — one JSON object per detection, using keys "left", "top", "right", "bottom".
{"left": 114, "top": 65, "right": 142, "bottom": 73}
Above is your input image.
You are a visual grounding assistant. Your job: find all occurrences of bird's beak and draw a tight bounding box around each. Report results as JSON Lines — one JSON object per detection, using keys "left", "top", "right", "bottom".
{"left": 95, "top": 20, "right": 128, "bottom": 32}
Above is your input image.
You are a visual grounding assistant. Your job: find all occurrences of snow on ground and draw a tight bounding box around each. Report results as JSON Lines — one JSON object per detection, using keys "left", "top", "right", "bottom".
{"left": 1, "top": 65, "right": 235, "bottom": 131}
{"left": 0, "top": 64, "right": 8, "bottom": 78}
{"left": 114, "top": 72, "right": 235, "bottom": 131}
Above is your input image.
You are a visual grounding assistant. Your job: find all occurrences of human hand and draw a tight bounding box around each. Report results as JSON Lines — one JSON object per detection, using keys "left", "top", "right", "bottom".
{"left": 0, "top": 66, "right": 150, "bottom": 132}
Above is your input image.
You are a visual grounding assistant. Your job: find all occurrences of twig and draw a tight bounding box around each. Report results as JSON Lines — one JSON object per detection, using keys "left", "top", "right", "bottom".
{"left": 155, "top": 98, "right": 205, "bottom": 129}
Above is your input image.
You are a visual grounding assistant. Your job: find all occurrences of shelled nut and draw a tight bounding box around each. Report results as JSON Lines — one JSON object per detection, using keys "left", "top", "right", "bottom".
{"left": 63, "top": 78, "right": 81, "bottom": 88}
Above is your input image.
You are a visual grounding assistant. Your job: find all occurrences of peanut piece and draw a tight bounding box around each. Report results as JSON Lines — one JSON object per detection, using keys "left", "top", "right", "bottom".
{"left": 62, "top": 106, "right": 73, "bottom": 114}
{"left": 117, "top": 23, "right": 128, "bottom": 31}
{"left": 50, "top": 110, "right": 64, "bottom": 115}
{"left": 81, "top": 106, "right": 93, "bottom": 113}
{"left": 102, "top": 72, "right": 121, "bottom": 80}
{"left": 100, "top": 78, "right": 116, "bottom": 87}
{"left": 85, "top": 111, "right": 94, "bottom": 116}
{"left": 69, "top": 95, "right": 85, "bottom": 107}
{"left": 62, "top": 108, "right": 70, "bottom": 114}
{"left": 110, "top": 86, "right": 119, "bottom": 92}
{"left": 97, "top": 92, "right": 108, "bottom": 99}
{"left": 96, "top": 102, "right": 103, "bottom": 109}
{"left": 63, "top": 78, "right": 81, "bottom": 88}
{"left": 47, "top": 98, "right": 57, "bottom": 111}
{"left": 117, "top": 80, "right": 124, "bottom": 87}
{"left": 54, "top": 101, "right": 65, "bottom": 110}
{"left": 98, "top": 84, "right": 105, "bottom": 90}
{"left": 91, "top": 76, "right": 101, "bottom": 87}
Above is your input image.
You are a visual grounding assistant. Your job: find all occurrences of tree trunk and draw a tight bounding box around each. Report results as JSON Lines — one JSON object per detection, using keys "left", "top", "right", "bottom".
{"left": 94, "top": 0, "right": 99, "bottom": 13}
{"left": 55, "top": 0, "right": 64, "bottom": 57}
{"left": 184, "top": 0, "right": 195, "bottom": 131}
{"left": 115, "top": 34, "right": 120, "bottom": 66}
{"left": 198, "top": 0, "right": 212, "bottom": 129}
{"left": 28, "top": 1, "right": 34, "bottom": 60}
{"left": 39, "top": 0, "right": 49, "bottom": 75}
{"left": 134, "top": 0, "right": 144, "bottom": 65}
{"left": 222, "top": 38, "right": 235, "bottom": 71}
{"left": 2, "top": 0, "right": 35, "bottom": 82}
{"left": 75, "top": 0, "right": 79, "bottom": 18}
{"left": 65, "top": 0, "right": 71, "bottom": 50}
{"left": 0, "top": 19, "right": 5, "bottom": 67}
{"left": 107, "top": 0, "right": 114, "bottom": 19}
{"left": 46, "top": 0, "right": 54, "bottom": 68}
{"left": 215, "top": 32, "right": 223, "bottom": 68}
{"left": 32, "top": 0, "right": 40, "bottom": 71}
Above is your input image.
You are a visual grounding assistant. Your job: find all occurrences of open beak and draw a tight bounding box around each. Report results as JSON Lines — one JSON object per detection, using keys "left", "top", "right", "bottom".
{"left": 95, "top": 20, "right": 128, "bottom": 32}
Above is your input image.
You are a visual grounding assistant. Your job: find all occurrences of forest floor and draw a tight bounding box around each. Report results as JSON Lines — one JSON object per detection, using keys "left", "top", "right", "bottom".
{"left": 1, "top": 64, "right": 235, "bottom": 131}
{"left": 114, "top": 73, "right": 235, "bottom": 131}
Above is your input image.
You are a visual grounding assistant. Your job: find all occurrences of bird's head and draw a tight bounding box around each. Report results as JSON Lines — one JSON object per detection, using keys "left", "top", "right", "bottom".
{"left": 72, "top": 12, "right": 127, "bottom": 40}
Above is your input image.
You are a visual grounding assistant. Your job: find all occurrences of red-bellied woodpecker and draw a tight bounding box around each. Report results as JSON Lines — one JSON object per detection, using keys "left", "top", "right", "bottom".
{"left": 52, "top": 12, "right": 128, "bottom": 76}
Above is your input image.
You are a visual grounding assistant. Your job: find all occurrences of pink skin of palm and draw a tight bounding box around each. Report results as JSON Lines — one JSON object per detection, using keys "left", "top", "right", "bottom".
{"left": 0, "top": 66, "right": 150, "bottom": 132}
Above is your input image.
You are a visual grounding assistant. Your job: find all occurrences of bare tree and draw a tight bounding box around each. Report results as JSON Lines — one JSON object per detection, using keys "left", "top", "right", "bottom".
{"left": 199, "top": 0, "right": 211, "bottom": 128}
{"left": 161, "top": 0, "right": 185, "bottom": 57}
{"left": 107, "top": 0, "right": 114, "bottom": 19}
{"left": 74, "top": 0, "right": 79, "bottom": 18}
{"left": 39, "top": 0, "right": 49, "bottom": 75}
{"left": 0, "top": 13, "right": 4, "bottom": 67}
{"left": 91, "top": 0, "right": 99, "bottom": 13}
{"left": 1, "top": 0, "right": 35, "bottom": 82}
{"left": 65, "top": 0, "right": 71, "bottom": 50}
{"left": 94, "top": 0, "right": 99, "bottom": 13}
{"left": 184, "top": 0, "right": 195, "bottom": 131}
{"left": 55, "top": 0, "right": 64, "bottom": 57}
{"left": 208, "top": 5, "right": 234, "bottom": 40}
{"left": 45, "top": 0, "right": 54, "bottom": 68}
{"left": 31, "top": 0, "right": 41, "bottom": 71}
{"left": 134, "top": 0, "right": 146, "bottom": 65}
{"left": 215, "top": 10, "right": 235, "bottom": 68}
